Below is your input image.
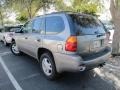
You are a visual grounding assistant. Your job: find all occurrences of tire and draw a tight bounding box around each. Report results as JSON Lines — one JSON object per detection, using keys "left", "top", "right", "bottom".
{"left": 10, "top": 41, "right": 21, "bottom": 55}
{"left": 40, "top": 52, "right": 58, "bottom": 80}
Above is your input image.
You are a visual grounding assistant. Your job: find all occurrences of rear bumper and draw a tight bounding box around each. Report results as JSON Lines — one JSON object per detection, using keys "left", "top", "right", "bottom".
{"left": 54, "top": 47, "right": 111, "bottom": 73}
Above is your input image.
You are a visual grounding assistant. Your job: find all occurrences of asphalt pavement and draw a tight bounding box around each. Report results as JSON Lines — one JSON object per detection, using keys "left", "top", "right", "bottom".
{"left": 0, "top": 42, "right": 117, "bottom": 90}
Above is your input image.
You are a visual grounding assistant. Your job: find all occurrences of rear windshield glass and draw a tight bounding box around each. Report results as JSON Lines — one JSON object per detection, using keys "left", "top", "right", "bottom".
{"left": 70, "top": 14, "right": 105, "bottom": 35}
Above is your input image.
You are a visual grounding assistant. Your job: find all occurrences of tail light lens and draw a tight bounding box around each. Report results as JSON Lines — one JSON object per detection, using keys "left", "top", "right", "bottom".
{"left": 65, "top": 36, "right": 77, "bottom": 52}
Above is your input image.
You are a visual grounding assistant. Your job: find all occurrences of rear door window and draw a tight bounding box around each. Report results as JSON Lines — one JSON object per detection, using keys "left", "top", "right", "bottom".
{"left": 32, "top": 17, "right": 44, "bottom": 33}
{"left": 70, "top": 14, "right": 105, "bottom": 35}
{"left": 45, "top": 16, "right": 65, "bottom": 35}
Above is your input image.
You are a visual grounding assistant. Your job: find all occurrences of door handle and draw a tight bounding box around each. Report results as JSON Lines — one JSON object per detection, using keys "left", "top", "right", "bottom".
{"left": 97, "top": 34, "right": 104, "bottom": 37}
{"left": 37, "top": 39, "right": 41, "bottom": 42}
{"left": 25, "top": 37, "right": 28, "bottom": 39}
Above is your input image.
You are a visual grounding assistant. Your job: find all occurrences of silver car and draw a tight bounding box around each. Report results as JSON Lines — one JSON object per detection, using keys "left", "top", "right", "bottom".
{"left": 2, "top": 32, "right": 14, "bottom": 46}
{"left": 1, "top": 27, "right": 22, "bottom": 46}
{"left": 10, "top": 12, "right": 111, "bottom": 80}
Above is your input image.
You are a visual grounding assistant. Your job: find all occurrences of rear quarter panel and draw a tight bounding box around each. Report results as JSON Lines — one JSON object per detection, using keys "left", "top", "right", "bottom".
{"left": 42, "top": 14, "right": 71, "bottom": 54}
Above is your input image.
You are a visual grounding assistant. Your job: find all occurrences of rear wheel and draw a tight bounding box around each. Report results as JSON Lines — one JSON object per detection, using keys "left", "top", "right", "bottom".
{"left": 11, "top": 41, "right": 21, "bottom": 55}
{"left": 40, "top": 52, "right": 58, "bottom": 80}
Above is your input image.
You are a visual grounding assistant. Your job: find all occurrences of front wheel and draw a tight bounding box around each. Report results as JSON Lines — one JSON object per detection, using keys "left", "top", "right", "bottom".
{"left": 40, "top": 53, "right": 58, "bottom": 80}
{"left": 10, "top": 41, "right": 21, "bottom": 55}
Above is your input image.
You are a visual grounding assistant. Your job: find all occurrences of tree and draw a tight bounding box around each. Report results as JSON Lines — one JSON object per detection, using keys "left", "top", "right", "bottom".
{"left": 55, "top": 0, "right": 102, "bottom": 15}
{"left": 9, "top": 0, "right": 44, "bottom": 20}
{"left": 0, "top": 0, "right": 7, "bottom": 26}
{"left": 0, "top": 6, "right": 4, "bottom": 26}
{"left": 110, "top": 0, "right": 120, "bottom": 55}
{"left": 72, "top": 0, "right": 102, "bottom": 15}
{"left": 7, "top": 0, "right": 54, "bottom": 22}
{"left": 54, "top": 0, "right": 73, "bottom": 11}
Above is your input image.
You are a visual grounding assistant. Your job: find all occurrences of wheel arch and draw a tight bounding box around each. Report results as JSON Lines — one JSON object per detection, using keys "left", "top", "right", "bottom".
{"left": 37, "top": 48, "right": 54, "bottom": 62}
{"left": 11, "top": 38, "right": 15, "bottom": 43}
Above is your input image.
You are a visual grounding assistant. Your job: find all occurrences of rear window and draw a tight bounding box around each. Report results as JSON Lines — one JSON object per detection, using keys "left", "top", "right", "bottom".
{"left": 70, "top": 14, "right": 105, "bottom": 35}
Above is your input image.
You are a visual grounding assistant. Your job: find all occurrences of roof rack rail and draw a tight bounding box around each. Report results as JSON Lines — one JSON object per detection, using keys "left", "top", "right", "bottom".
{"left": 36, "top": 11, "right": 93, "bottom": 18}
{"left": 50, "top": 11, "right": 76, "bottom": 14}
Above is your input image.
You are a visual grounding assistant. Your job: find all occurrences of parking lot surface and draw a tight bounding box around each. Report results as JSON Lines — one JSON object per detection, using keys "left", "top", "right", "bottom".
{"left": 0, "top": 42, "right": 117, "bottom": 90}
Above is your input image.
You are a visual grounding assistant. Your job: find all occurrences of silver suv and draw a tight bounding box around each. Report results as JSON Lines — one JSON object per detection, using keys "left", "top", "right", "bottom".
{"left": 10, "top": 12, "right": 111, "bottom": 80}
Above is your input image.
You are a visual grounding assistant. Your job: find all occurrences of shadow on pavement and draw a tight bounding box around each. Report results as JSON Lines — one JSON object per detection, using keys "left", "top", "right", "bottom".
{"left": 0, "top": 42, "right": 10, "bottom": 53}
{"left": 2, "top": 53, "right": 116, "bottom": 90}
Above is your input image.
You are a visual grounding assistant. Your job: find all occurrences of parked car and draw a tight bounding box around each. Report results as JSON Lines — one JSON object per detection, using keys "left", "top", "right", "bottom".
{"left": 0, "top": 32, "right": 4, "bottom": 41}
{"left": 104, "top": 22, "right": 114, "bottom": 44}
{"left": 0, "top": 27, "right": 4, "bottom": 41}
{"left": 100, "top": 20, "right": 115, "bottom": 44}
{"left": 1, "top": 25, "right": 22, "bottom": 46}
{"left": 10, "top": 12, "right": 111, "bottom": 80}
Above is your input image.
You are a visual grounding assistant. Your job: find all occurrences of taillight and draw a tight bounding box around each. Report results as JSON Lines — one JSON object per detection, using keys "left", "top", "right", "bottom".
{"left": 65, "top": 36, "right": 77, "bottom": 52}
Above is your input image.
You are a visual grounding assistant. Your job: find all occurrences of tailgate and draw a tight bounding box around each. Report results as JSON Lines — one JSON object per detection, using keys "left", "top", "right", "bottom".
{"left": 69, "top": 14, "right": 107, "bottom": 55}
{"left": 77, "top": 34, "right": 106, "bottom": 55}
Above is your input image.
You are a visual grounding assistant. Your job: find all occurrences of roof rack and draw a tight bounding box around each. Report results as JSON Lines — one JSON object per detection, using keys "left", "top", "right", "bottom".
{"left": 50, "top": 11, "right": 88, "bottom": 15}
{"left": 50, "top": 11, "right": 75, "bottom": 14}
{"left": 36, "top": 11, "right": 94, "bottom": 18}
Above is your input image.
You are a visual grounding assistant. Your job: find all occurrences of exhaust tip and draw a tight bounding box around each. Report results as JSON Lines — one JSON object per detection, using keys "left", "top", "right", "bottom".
{"left": 99, "top": 62, "right": 106, "bottom": 67}
{"left": 79, "top": 65, "right": 86, "bottom": 71}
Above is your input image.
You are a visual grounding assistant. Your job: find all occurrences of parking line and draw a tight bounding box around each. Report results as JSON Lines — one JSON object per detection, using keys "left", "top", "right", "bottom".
{"left": 0, "top": 57, "right": 23, "bottom": 90}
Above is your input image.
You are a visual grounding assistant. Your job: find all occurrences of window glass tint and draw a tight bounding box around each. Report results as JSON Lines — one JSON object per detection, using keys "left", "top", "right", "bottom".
{"left": 22, "top": 21, "right": 32, "bottom": 33}
{"left": 10, "top": 28, "right": 21, "bottom": 32}
{"left": 46, "top": 16, "right": 65, "bottom": 34}
{"left": 70, "top": 14, "right": 105, "bottom": 35}
{"left": 33, "top": 17, "right": 43, "bottom": 33}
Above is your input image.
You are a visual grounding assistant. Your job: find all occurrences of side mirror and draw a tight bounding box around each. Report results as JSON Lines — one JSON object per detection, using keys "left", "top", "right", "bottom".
{"left": 17, "top": 30, "right": 23, "bottom": 33}
{"left": 15, "top": 28, "right": 23, "bottom": 33}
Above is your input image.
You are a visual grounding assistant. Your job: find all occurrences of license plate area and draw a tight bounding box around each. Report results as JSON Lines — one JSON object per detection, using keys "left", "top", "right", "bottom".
{"left": 90, "top": 40, "right": 104, "bottom": 53}
{"left": 93, "top": 40, "right": 101, "bottom": 48}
